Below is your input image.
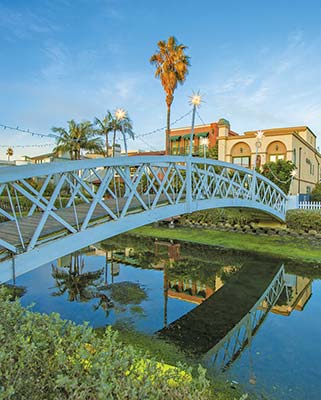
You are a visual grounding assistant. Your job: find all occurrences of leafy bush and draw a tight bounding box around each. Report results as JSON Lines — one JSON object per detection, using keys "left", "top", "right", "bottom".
{"left": 286, "top": 209, "right": 321, "bottom": 232}
{"left": 0, "top": 289, "right": 212, "bottom": 400}
{"left": 261, "top": 159, "right": 296, "bottom": 194}
{"left": 180, "top": 209, "right": 252, "bottom": 227}
{"left": 311, "top": 182, "right": 321, "bottom": 202}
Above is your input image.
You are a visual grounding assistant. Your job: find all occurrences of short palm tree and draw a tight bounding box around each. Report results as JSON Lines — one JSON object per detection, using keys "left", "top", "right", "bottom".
{"left": 115, "top": 110, "right": 135, "bottom": 156}
{"left": 94, "top": 111, "right": 114, "bottom": 156}
{"left": 6, "top": 147, "right": 13, "bottom": 161}
{"left": 52, "top": 120, "right": 103, "bottom": 160}
{"left": 150, "top": 36, "right": 190, "bottom": 154}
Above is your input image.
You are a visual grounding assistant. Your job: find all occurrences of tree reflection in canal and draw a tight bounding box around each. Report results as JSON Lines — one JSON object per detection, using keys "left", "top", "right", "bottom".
{"left": 51, "top": 252, "right": 103, "bottom": 302}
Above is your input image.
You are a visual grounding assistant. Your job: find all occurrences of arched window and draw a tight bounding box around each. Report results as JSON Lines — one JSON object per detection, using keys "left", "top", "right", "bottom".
{"left": 231, "top": 142, "right": 251, "bottom": 167}
{"left": 267, "top": 141, "right": 287, "bottom": 162}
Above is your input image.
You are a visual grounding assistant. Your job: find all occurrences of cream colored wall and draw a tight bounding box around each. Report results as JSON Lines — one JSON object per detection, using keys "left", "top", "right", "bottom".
{"left": 219, "top": 134, "right": 294, "bottom": 167}
{"left": 218, "top": 131, "right": 321, "bottom": 195}
{"left": 291, "top": 135, "right": 321, "bottom": 194}
{"left": 298, "top": 129, "right": 316, "bottom": 148}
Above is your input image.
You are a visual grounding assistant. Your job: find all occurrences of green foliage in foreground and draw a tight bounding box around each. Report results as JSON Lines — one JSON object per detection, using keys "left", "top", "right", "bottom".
{"left": 0, "top": 288, "right": 212, "bottom": 400}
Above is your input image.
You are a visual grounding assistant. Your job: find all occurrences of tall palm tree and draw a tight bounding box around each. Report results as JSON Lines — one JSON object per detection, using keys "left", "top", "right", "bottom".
{"left": 6, "top": 147, "right": 13, "bottom": 161}
{"left": 52, "top": 120, "right": 103, "bottom": 160}
{"left": 94, "top": 111, "right": 114, "bottom": 157}
{"left": 150, "top": 36, "right": 190, "bottom": 154}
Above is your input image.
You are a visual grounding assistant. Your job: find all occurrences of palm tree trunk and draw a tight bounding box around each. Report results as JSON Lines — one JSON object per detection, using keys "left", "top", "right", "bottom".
{"left": 122, "top": 131, "right": 128, "bottom": 156}
{"left": 105, "top": 132, "right": 109, "bottom": 157}
{"left": 113, "top": 130, "right": 116, "bottom": 157}
{"left": 166, "top": 94, "right": 173, "bottom": 155}
{"left": 166, "top": 105, "right": 171, "bottom": 155}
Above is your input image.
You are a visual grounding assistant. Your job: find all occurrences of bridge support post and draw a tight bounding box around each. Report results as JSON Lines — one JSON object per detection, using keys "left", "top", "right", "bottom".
{"left": 186, "top": 157, "right": 192, "bottom": 212}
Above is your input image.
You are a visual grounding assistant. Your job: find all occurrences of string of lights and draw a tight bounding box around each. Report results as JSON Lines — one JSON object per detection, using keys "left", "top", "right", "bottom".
{"left": 0, "top": 143, "right": 53, "bottom": 149}
{"left": 135, "top": 110, "right": 192, "bottom": 138}
{"left": 0, "top": 123, "right": 58, "bottom": 139}
{"left": 0, "top": 109, "right": 192, "bottom": 150}
{"left": 196, "top": 109, "right": 206, "bottom": 125}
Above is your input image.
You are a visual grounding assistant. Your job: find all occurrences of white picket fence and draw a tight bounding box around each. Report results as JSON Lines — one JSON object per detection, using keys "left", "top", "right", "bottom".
{"left": 299, "top": 201, "right": 321, "bottom": 210}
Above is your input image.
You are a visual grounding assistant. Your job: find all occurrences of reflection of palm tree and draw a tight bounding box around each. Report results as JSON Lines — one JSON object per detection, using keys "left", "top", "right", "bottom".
{"left": 93, "top": 293, "right": 114, "bottom": 317}
{"left": 51, "top": 253, "right": 103, "bottom": 302}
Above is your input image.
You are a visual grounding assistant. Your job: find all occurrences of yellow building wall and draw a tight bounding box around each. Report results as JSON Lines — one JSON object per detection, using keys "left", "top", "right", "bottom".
{"left": 218, "top": 127, "right": 321, "bottom": 195}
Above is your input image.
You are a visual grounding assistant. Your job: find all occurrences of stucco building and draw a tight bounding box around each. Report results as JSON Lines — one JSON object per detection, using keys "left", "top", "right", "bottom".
{"left": 218, "top": 125, "right": 321, "bottom": 195}
{"left": 167, "top": 118, "right": 237, "bottom": 156}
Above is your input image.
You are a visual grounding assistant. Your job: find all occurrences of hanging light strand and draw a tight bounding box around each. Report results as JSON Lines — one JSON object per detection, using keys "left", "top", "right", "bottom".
{"left": 0, "top": 109, "right": 192, "bottom": 147}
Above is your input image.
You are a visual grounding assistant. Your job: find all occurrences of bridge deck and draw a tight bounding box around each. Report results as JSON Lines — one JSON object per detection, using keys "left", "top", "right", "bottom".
{"left": 158, "top": 261, "right": 280, "bottom": 356}
{"left": 0, "top": 196, "right": 147, "bottom": 251}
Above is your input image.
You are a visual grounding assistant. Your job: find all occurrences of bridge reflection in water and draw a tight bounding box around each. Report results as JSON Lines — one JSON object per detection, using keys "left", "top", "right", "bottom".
{"left": 94, "top": 237, "right": 314, "bottom": 374}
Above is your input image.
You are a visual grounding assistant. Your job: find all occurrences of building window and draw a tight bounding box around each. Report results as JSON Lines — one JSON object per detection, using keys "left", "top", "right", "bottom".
{"left": 267, "top": 141, "right": 287, "bottom": 162}
{"left": 171, "top": 140, "right": 180, "bottom": 155}
{"left": 269, "top": 154, "right": 285, "bottom": 162}
{"left": 232, "top": 156, "right": 251, "bottom": 167}
{"left": 231, "top": 142, "right": 251, "bottom": 168}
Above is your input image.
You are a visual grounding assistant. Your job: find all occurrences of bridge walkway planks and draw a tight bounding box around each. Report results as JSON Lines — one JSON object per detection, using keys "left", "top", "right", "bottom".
{"left": 0, "top": 195, "right": 158, "bottom": 251}
{"left": 158, "top": 261, "right": 281, "bottom": 356}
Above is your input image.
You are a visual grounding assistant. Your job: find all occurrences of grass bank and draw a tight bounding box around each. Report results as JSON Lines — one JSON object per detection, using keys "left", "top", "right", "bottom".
{"left": 133, "top": 225, "right": 321, "bottom": 264}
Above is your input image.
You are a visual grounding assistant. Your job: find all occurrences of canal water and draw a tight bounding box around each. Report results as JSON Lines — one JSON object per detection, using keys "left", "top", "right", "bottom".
{"left": 5, "top": 234, "right": 321, "bottom": 400}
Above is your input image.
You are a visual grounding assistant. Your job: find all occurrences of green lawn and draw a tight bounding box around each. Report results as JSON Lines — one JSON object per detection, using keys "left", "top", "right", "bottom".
{"left": 133, "top": 225, "right": 321, "bottom": 264}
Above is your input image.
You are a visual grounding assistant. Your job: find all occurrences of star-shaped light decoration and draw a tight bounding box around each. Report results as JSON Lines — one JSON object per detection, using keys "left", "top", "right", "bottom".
{"left": 115, "top": 108, "right": 126, "bottom": 121}
{"left": 189, "top": 91, "right": 203, "bottom": 107}
{"left": 256, "top": 130, "right": 264, "bottom": 140}
{"left": 291, "top": 170, "right": 297, "bottom": 177}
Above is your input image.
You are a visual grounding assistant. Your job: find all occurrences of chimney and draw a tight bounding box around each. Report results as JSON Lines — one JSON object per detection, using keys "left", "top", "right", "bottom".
{"left": 218, "top": 118, "right": 230, "bottom": 137}
{"left": 217, "top": 118, "right": 231, "bottom": 161}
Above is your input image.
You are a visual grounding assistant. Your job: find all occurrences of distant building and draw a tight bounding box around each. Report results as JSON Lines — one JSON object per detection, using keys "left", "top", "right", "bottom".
{"left": 85, "top": 144, "right": 121, "bottom": 159}
{"left": 167, "top": 118, "right": 238, "bottom": 156}
{"left": 127, "top": 150, "right": 165, "bottom": 157}
{"left": 0, "top": 160, "right": 16, "bottom": 167}
{"left": 218, "top": 125, "right": 321, "bottom": 195}
{"left": 18, "top": 150, "right": 71, "bottom": 165}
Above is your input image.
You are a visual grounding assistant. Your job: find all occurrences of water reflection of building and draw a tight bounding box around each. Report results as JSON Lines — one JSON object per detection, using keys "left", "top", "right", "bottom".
{"left": 168, "top": 280, "right": 214, "bottom": 304}
{"left": 167, "top": 266, "right": 236, "bottom": 305}
{"left": 262, "top": 273, "right": 312, "bottom": 316}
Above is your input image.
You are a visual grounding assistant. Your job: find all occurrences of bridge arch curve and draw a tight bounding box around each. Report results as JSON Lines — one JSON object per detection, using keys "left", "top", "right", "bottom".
{"left": 0, "top": 156, "right": 286, "bottom": 281}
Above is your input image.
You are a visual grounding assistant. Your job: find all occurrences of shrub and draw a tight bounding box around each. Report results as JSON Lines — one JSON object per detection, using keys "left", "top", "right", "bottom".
{"left": 286, "top": 209, "right": 321, "bottom": 232}
{"left": 311, "top": 182, "right": 321, "bottom": 202}
{"left": 261, "top": 159, "right": 296, "bottom": 194}
{"left": 0, "top": 288, "right": 212, "bottom": 400}
{"left": 180, "top": 209, "right": 252, "bottom": 227}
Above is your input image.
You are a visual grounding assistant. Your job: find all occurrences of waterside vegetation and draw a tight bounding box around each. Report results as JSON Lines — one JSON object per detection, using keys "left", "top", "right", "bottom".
{"left": 133, "top": 223, "right": 321, "bottom": 265}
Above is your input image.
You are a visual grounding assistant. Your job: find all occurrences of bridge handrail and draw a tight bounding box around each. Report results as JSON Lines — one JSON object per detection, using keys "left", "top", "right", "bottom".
{"left": 0, "top": 155, "right": 287, "bottom": 199}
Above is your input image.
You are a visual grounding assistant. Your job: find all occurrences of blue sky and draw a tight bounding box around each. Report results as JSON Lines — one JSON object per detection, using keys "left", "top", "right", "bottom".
{"left": 1, "top": 0, "right": 321, "bottom": 158}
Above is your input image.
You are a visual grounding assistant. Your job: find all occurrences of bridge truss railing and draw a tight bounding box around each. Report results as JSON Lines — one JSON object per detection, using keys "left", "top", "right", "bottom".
{"left": 0, "top": 156, "right": 286, "bottom": 261}
{"left": 203, "top": 265, "right": 286, "bottom": 371}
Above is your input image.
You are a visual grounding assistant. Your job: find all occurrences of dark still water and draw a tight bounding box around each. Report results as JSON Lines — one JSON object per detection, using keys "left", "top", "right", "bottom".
{"left": 5, "top": 234, "right": 321, "bottom": 400}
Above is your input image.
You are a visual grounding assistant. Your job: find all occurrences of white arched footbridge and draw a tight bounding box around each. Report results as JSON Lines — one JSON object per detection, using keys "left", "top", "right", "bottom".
{"left": 0, "top": 156, "right": 286, "bottom": 281}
